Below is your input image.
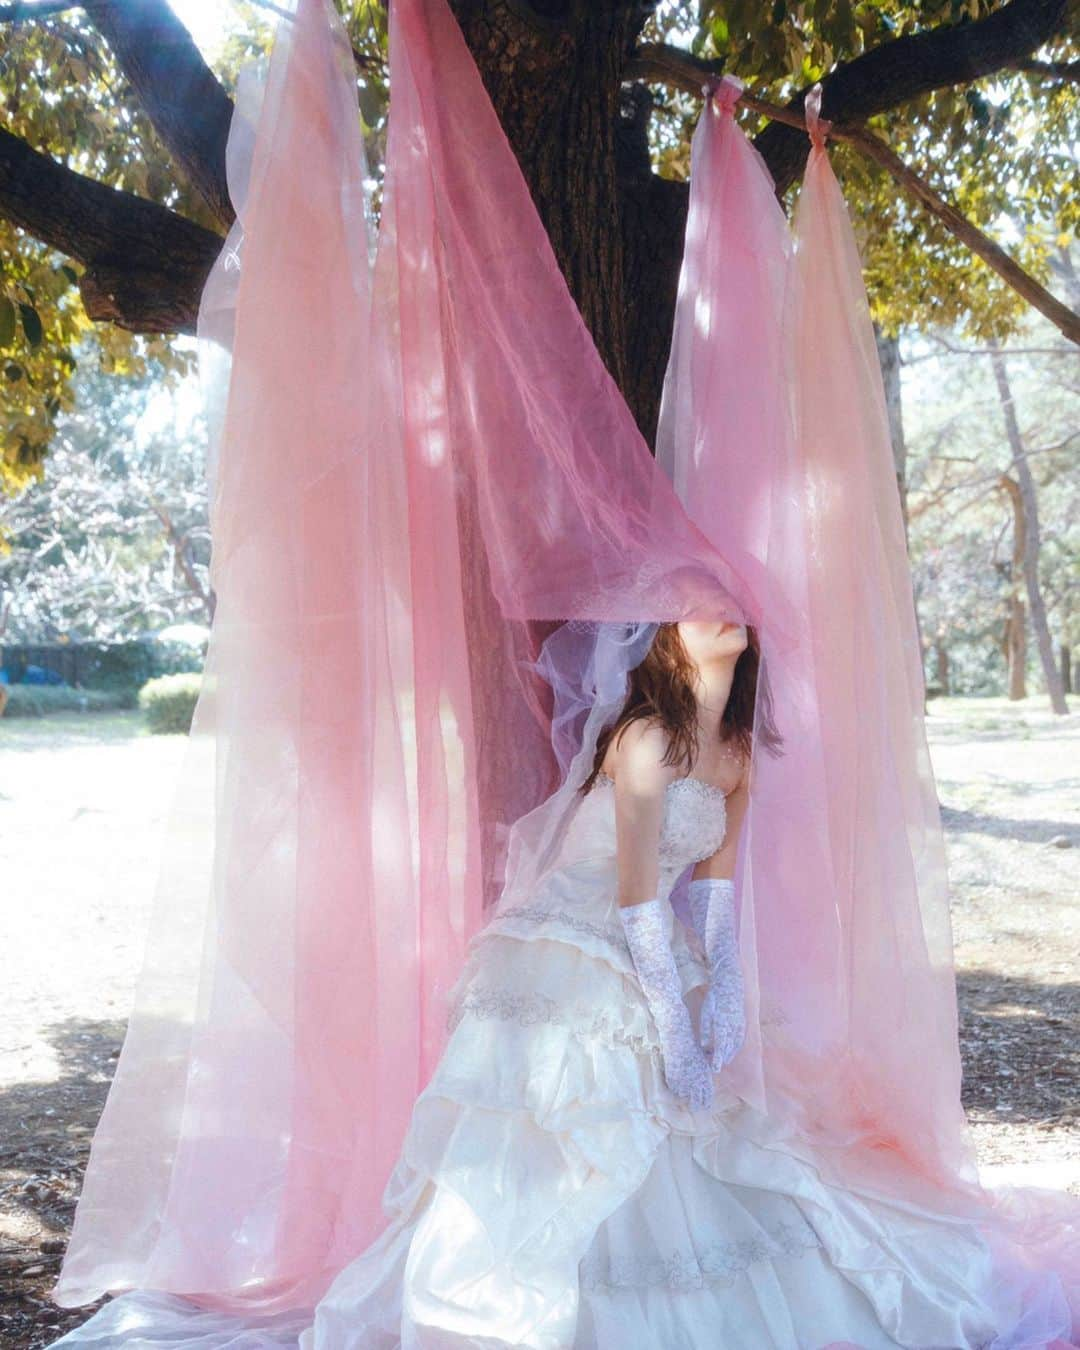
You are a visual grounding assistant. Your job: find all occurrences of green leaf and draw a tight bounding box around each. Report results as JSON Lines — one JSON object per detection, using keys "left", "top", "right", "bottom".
{"left": 18, "top": 302, "right": 43, "bottom": 347}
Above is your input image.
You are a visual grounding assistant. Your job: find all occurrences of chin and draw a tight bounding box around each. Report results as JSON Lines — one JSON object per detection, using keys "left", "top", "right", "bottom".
{"left": 711, "top": 621, "right": 748, "bottom": 657}
{"left": 678, "top": 619, "right": 748, "bottom": 663}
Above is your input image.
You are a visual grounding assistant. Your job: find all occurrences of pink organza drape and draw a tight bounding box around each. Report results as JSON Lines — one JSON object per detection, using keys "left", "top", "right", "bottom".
{"left": 54, "top": 0, "right": 1080, "bottom": 1334}
{"left": 657, "top": 77, "right": 974, "bottom": 1182}
{"left": 659, "top": 79, "right": 1080, "bottom": 1332}
{"left": 56, "top": 0, "right": 752, "bottom": 1313}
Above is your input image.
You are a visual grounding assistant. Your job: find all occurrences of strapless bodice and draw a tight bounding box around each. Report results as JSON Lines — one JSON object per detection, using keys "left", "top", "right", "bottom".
{"left": 469, "top": 766, "right": 728, "bottom": 1007}
{"left": 556, "top": 770, "right": 728, "bottom": 897}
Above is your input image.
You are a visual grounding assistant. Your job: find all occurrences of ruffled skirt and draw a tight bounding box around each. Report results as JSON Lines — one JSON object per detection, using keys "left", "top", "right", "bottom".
{"left": 52, "top": 895, "right": 1073, "bottom": 1349}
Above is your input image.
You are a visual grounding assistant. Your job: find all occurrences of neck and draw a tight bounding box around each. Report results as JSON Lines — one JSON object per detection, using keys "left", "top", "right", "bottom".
{"left": 692, "top": 656, "right": 739, "bottom": 738}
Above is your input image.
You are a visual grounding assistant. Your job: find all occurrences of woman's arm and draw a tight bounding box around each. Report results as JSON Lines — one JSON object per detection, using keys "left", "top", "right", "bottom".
{"left": 609, "top": 719, "right": 715, "bottom": 1109}
{"left": 608, "top": 719, "right": 672, "bottom": 908}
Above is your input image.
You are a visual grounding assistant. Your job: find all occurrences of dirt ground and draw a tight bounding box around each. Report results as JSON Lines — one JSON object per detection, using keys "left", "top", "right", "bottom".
{"left": 1, "top": 698, "right": 1077, "bottom": 1348}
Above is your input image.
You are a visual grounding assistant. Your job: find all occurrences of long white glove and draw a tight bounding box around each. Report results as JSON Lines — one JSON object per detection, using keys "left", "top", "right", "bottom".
{"left": 620, "top": 899, "right": 714, "bottom": 1111}
{"left": 688, "top": 877, "right": 746, "bottom": 1070}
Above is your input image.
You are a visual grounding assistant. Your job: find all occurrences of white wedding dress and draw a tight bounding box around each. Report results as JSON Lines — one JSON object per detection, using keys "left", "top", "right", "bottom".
{"left": 53, "top": 773, "right": 1068, "bottom": 1350}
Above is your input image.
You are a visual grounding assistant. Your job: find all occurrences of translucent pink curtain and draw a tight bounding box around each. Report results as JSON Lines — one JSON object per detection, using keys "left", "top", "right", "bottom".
{"left": 779, "top": 105, "right": 971, "bottom": 1182}
{"left": 790, "top": 102, "right": 1079, "bottom": 1332}
{"left": 56, "top": 0, "right": 441, "bottom": 1310}
{"left": 55, "top": 0, "right": 1080, "bottom": 1326}
{"left": 659, "top": 79, "right": 1080, "bottom": 1332}
{"left": 56, "top": 0, "right": 759, "bottom": 1314}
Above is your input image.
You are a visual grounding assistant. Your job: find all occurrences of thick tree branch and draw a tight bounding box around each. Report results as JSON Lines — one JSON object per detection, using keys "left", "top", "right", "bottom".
{"left": 82, "top": 0, "right": 235, "bottom": 227}
{"left": 758, "top": 0, "right": 1069, "bottom": 191}
{"left": 632, "top": 0, "right": 1069, "bottom": 192}
{"left": 625, "top": 43, "right": 723, "bottom": 92}
{"left": 0, "top": 126, "right": 222, "bottom": 331}
{"left": 1010, "top": 55, "right": 1080, "bottom": 81}
{"left": 843, "top": 124, "right": 1080, "bottom": 346}
{"left": 629, "top": 30, "right": 1080, "bottom": 347}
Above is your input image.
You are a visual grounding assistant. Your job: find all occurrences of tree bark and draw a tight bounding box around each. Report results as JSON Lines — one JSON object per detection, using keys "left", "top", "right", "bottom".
{"left": 998, "top": 475, "right": 1028, "bottom": 700}
{"left": 0, "top": 127, "right": 222, "bottom": 332}
{"left": 447, "top": 0, "right": 675, "bottom": 437}
{"left": 1005, "top": 598, "right": 1028, "bottom": 700}
{"left": 84, "top": 0, "right": 235, "bottom": 227}
{"left": 935, "top": 643, "right": 950, "bottom": 696}
{"left": 990, "top": 344, "right": 1070, "bottom": 714}
{"left": 875, "top": 327, "right": 908, "bottom": 525}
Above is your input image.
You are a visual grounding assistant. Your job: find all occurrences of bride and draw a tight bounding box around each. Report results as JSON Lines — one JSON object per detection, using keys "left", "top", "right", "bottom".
{"left": 296, "top": 620, "right": 1066, "bottom": 1350}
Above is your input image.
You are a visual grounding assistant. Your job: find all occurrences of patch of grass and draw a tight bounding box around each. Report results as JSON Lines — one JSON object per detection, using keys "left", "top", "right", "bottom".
{"left": 0, "top": 710, "right": 145, "bottom": 750}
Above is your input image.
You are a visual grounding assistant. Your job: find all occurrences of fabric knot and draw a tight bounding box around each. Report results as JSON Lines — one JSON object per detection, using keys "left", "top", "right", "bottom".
{"left": 704, "top": 74, "right": 744, "bottom": 115}
{"left": 804, "top": 83, "right": 831, "bottom": 149}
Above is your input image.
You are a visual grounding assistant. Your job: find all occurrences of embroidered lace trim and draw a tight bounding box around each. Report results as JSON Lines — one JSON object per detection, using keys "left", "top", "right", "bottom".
{"left": 579, "top": 1215, "right": 824, "bottom": 1294}
{"left": 475, "top": 906, "right": 790, "bottom": 1031}
{"left": 447, "top": 983, "right": 662, "bottom": 1060}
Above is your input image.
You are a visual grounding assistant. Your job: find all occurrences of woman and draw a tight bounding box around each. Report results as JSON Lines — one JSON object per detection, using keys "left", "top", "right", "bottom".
{"left": 295, "top": 619, "right": 1064, "bottom": 1350}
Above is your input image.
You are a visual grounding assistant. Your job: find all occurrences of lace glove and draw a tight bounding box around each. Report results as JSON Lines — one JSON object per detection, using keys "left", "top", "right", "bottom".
{"left": 620, "top": 899, "right": 714, "bottom": 1111}
{"left": 688, "top": 877, "right": 746, "bottom": 1070}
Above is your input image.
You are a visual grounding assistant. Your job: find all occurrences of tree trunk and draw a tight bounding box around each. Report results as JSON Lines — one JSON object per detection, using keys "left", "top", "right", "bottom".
{"left": 1061, "top": 643, "right": 1073, "bottom": 696}
{"left": 1005, "top": 595, "right": 1028, "bottom": 700}
{"left": 998, "top": 474, "right": 1028, "bottom": 701}
{"left": 875, "top": 327, "right": 908, "bottom": 525}
{"left": 990, "top": 343, "right": 1069, "bottom": 714}
{"left": 935, "top": 643, "right": 950, "bottom": 696}
{"left": 448, "top": 0, "right": 683, "bottom": 444}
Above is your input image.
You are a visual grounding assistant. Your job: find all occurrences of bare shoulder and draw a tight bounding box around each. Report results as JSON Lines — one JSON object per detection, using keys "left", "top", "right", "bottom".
{"left": 605, "top": 718, "right": 674, "bottom": 796}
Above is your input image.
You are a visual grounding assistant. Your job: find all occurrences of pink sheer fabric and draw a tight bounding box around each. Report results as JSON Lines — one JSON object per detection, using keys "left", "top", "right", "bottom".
{"left": 57, "top": 0, "right": 424, "bottom": 1310}
{"left": 55, "top": 0, "right": 754, "bottom": 1315}
{"left": 659, "top": 77, "right": 1080, "bottom": 1333}
{"left": 53, "top": 0, "right": 1080, "bottom": 1334}
{"left": 658, "top": 75, "right": 975, "bottom": 1182}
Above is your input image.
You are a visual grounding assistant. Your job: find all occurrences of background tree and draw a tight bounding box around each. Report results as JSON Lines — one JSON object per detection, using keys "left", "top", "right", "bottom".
{"left": 0, "top": 347, "right": 210, "bottom": 641}
{"left": 904, "top": 310, "right": 1078, "bottom": 699}
{"left": 1, "top": 0, "right": 1078, "bottom": 490}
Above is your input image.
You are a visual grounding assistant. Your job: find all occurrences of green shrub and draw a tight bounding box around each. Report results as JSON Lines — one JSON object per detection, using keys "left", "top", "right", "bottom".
{"left": 83, "top": 639, "right": 205, "bottom": 692}
{"left": 139, "top": 673, "right": 202, "bottom": 735}
{"left": 1, "top": 638, "right": 205, "bottom": 704}
{"left": 2, "top": 685, "right": 130, "bottom": 718}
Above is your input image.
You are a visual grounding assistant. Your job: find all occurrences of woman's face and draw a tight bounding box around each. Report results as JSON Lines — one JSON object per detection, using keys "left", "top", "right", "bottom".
{"left": 676, "top": 619, "right": 748, "bottom": 667}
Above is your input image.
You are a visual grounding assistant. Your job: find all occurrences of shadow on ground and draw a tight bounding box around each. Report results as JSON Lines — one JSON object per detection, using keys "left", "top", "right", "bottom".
{"left": 957, "top": 968, "right": 1080, "bottom": 1127}
{"left": 940, "top": 802, "right": 1079, "bottom": 845}
{"left": 0, "top": 1018, "right": 124, "bottom": 1348}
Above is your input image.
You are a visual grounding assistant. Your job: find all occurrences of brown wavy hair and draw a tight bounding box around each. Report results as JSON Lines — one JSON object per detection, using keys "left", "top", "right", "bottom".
{"left": 580, "top": 623, "right": 778, "bottom": 793}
